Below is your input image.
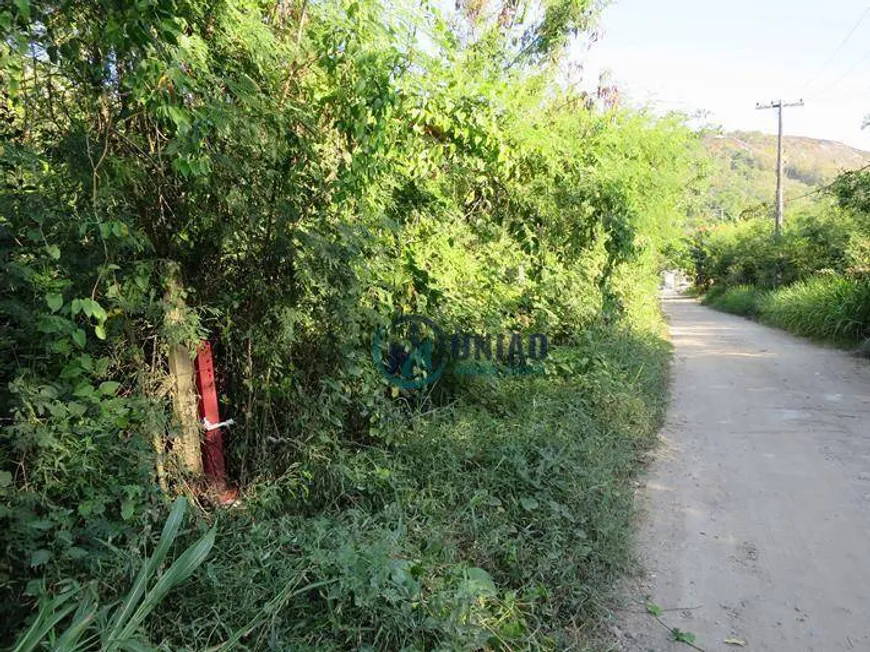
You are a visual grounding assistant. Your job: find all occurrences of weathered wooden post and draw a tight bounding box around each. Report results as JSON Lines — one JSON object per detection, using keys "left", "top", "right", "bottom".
{"left": 164, "top": 264, "right": 203, "bottom": 475}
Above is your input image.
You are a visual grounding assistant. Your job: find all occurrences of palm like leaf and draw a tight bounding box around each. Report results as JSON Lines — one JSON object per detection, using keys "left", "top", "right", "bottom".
{"left": 12, "top": 497, "right": 216, "bottom": 652}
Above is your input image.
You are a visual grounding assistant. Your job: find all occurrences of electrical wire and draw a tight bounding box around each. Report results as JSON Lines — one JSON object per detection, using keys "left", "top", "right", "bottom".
{"left": 807, "top": 49, "right": 870, "bottom": 98}
{"left": 787, "top": 162, "right": 870, "bottom": 202}
{"left": 737, "top": 162, "right": 870, "bottom": 217}
{"left": 801, "top": 4, "right": 870, "bottom": 95}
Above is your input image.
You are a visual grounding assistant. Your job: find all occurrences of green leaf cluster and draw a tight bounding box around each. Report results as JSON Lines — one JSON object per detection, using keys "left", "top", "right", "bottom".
{"left": 1, "top": 0, "right": 697, "bottom": 645}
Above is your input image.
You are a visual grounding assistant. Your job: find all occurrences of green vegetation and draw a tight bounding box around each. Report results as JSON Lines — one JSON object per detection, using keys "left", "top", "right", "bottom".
{"left": 154, "top": 325, "right": 673, "bottom": 649}
{"left": 13, "top": 498, "right": 216, "bottom": 651}
{"left": 703, "top": 284, "right": 765, "bottom": 318}
{"left": 695, "top": 163, "right": 870, "bottom": 346}
{"left": 704, "top": 276, "right": 870, "bottom": 343}
{"left": 698, "top": 130, "right": 870, "bottom": 222}
{"left": 1, "top": 0, "right": 699, "bottom": 648}
{"left": 759, "top": 276, "right": 870, "bottom": 342}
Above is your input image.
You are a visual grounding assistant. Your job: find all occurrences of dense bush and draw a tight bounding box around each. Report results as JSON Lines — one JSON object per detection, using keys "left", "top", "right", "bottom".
{"left": 832, "top": 168, "right": 870, "bottom": 227}
{"left": 697, "top": 170, "right": 870, "bottom": 345}
{"left": 693, "top": 207, "right": 855, "bottom": 291}
{"left": 1, "top": 0, "right": 697, "bottom": 647}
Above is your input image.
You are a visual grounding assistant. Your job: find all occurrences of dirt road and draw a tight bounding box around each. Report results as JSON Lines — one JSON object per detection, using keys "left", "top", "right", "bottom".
{"left": 616, "top": 297, "right": 870, "bottom": 652}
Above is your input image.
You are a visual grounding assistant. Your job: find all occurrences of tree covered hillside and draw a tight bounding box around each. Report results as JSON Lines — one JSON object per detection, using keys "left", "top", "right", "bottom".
{"left": 699, "top": 130, "right": 870, "bottom": 222}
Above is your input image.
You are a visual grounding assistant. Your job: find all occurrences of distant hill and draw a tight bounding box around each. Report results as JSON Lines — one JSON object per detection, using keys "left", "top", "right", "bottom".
{"left": 698, "top": 131, "right": 870, "bottom": 221}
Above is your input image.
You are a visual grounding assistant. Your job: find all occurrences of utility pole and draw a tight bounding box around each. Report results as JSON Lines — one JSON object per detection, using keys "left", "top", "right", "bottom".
{"left": 755, "top": 99, "right": 804, "bottom": 238}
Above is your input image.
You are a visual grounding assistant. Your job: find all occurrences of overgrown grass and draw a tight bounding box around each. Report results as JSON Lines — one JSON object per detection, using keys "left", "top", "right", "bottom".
{"left": 758, "top": 275, "right": 870, "bottom": 342}
{"left": 703, "top": 276, "right": 870, "bottom": 345}
{"left": 148, "top": 326, "right": 671, "bottom": 650}
{"left": 702, "top": 284, "right": 767, "bottom": 317}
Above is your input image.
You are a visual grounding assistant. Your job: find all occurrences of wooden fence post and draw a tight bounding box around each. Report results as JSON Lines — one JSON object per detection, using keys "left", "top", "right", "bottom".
{"left": 164, "top": 264, "right": 203, "bottom": 475}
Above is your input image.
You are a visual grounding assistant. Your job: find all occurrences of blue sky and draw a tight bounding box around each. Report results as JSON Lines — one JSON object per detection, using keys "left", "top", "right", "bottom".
{"left": 574, "top": 0, "right": 870, "bottom": 150}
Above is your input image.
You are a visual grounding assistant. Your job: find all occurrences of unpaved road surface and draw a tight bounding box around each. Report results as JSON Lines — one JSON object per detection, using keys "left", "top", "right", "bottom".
{"left": 616, "top": 297, "right": 870, "bottom": 652}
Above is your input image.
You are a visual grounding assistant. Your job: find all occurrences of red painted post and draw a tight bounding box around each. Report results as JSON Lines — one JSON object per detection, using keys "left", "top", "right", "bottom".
{"left": 194, "top": 342, "right": 228, "bottom": 487}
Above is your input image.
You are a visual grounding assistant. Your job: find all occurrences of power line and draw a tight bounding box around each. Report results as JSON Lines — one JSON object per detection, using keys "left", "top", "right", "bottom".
{"left": 801, "top": 4, "right": 870, "bottom": 95}
{"left": 806, "top": 89, "right": 870, "bottom": 104}
{"left": 807, "top": 48, "right": 870, "bottom": 98}
{"left": 786, "top": 161, "right": 870, "bottom": 202}
{"left": 738, "top": 162, "right": 870, "bottom": 217}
